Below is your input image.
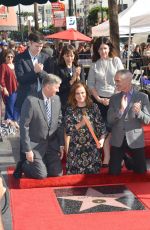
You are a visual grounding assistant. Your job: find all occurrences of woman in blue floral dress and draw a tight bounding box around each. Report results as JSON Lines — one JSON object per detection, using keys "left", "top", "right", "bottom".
{"left": 64, "top": 82, "right": 107, "bottom": 174}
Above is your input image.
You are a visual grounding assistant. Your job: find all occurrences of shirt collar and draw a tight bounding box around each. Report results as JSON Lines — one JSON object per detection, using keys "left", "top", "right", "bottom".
{"left": 28, "top": 50, "right": 38, "bottom": 60}
{"left": 42, "top": 91, "right": 50, "bottom": 103}
{"left": 123, "top": 87, "right": 133, "bottom": 96}
{"left": 128, "top": 87, "right": 133, "bottom": 95}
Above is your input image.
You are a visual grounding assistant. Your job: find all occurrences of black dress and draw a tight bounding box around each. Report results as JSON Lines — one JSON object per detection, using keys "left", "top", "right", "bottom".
{"left": 56, "top": 64, "right": 85, "bottom": 113}
{"left": 64, "top": 103, "right": 106, "bottom": 174}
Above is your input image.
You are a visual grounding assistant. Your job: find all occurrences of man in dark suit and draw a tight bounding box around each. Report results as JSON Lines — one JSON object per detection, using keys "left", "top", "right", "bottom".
{"left": 15, "top": 32, "right": 51, "bottom": 113}
{"left": 14, "top": 74, "right": 64, "bottom": 179}
{"left": 107, "top": 69, "right": 150, "bottom": 175}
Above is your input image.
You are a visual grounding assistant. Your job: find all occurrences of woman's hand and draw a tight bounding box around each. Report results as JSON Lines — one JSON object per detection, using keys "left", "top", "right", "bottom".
{"left": 75, "top": 66, "right": 81, "bottom": 81}
{"left": 102, "top": 98, "right": 110, "bottom": 106}
{"left": 0, "top": 85, "right": 3, "bottom": 92}
{"left": 59, "top": 146, "right": 65, "bottom": 160}
{"left": 99, "top": 137, "right": 105, "bottom": 148}
{"left": 3, "top": 87, "right": 9, "bottom": 96}
{"left": 98, "top": 97, "right": 110, "bottom": 106}
{"left": 70, "top": 66, "right": 81, "bottom": 85}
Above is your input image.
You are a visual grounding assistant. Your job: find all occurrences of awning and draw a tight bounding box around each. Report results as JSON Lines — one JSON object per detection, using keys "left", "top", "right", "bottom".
{"left": 45, "top": 28, "right": 92, "bottom": 42}
{"left": 0, "top": 0, "right": 56, "bottom": 7}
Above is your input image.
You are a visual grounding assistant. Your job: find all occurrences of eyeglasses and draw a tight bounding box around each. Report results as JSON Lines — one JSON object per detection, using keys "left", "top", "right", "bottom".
{"left": 7, "top": 56, "right": 13, "bottom": 59}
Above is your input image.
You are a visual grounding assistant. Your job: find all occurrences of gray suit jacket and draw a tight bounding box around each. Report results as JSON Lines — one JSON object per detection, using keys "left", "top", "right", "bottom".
{"left": 107, "top": 89, "right": 150, "bottom": 148}
{"left": 20, "top": 91, "right": 64, "bottom": 159}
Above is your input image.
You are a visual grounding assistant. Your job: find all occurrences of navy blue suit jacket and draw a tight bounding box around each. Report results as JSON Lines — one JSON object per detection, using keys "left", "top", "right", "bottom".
{"left": 15, "top": 49, "right": 50, "bottom": 111}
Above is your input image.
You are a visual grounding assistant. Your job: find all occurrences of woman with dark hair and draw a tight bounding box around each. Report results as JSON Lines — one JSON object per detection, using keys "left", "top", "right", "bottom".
{"left": 87, "top": 36, "right": 124, "bottom": 167}
{"left": 0, "top": 49, "right": 19, "bottom": 128}
{"left": 64, "top": 82, "right": 106, "bottom": 174}
{"left": 131, "top": 45, "right": 143, "bottom": 70}
{"left": 56, "top": 44, "right": 85, "bottom": 114}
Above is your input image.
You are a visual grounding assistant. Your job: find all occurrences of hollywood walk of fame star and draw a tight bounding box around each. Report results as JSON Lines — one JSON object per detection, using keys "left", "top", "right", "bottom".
{"left": 58, "top": 188, "right": 131, "bottom": 212}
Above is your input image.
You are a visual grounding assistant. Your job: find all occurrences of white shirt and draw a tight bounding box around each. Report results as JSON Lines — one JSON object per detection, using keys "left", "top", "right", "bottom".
{"left": 29, "top": 50, "right": 41, "bottom": 91}
{"left": 42, "top": 92, "right": 51, "bottom": 107}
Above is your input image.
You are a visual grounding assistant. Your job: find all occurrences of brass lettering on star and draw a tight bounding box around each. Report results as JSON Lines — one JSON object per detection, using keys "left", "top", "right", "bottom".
{"left": 92, "top": 199, "right": 106, "bottom": 204}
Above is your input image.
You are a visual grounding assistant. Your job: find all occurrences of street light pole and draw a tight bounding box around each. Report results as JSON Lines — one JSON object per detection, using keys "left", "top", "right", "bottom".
{"left": 17, "top": 4, "right": 23, "bottom": 41}
{"left": 74, "top": 0, "right": 77, "bottom": 16}
{"left": 68, "top": 0, "right": 73, "bottom": 16}
{"left": 18, "top": 4, "right": 21, "bottom": 32}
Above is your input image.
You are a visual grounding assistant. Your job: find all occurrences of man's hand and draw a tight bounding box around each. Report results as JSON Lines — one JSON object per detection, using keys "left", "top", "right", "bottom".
{"left": 26, "top": 151, "right": 34, "bottom": 162}
{"left": 132, "top": 101, "right": 141, "bottom": 115}
{"left": 0, "top": 177, "right": 6, "bottom": 201}
{"left": 59, "top": 146, "right": 65, "bottom": 160}
{"left": 120, "top": 94, "right": 128, "bottom": 112}
{"left": 34, "top": 63, "right": 43, "bottom": 73}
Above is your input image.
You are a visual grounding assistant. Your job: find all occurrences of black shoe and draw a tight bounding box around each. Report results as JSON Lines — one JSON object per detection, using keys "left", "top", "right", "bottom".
{"left": 123, "top": 154, "right": 133, "bottom": 170}
{"left": 13, "top": 161, "right": 23, "bottom": 179}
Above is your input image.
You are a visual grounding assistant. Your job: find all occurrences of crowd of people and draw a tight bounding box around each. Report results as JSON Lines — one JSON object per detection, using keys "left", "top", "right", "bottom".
{"left": 121, "top": 41, "right": 150, "bottom": 74}
{"left": 0, "top": 32, "right": 150, "bottom": 180}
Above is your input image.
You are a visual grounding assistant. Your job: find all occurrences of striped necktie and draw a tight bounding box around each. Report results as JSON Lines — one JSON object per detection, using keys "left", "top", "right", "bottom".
{"left": 45, "top": 99, "right": 51, "bottom": 125}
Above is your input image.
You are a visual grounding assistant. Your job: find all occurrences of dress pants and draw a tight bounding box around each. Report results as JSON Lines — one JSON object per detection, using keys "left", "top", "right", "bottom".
{"left": 109, "top": 137, "right": 147, "bottom": 175}
{"left": 22, "top": 141, "right": 63, "bottom": 179}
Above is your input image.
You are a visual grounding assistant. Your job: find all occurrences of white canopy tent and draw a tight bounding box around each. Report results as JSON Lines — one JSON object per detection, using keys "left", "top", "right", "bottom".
{"left": 130, "top": 14, "right": 150, "bottom": 33}
{"left": 92, "top": 0, "right": 150, "bottom": 37}
{"left": 126, "top": 13, "right": 150, "bottom": 69}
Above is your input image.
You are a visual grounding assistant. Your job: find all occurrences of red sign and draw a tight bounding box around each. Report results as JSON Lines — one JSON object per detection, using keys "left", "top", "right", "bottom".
{"left": 51, "top": 2, "right": 65, "bottom": 11}
{"left": 51, "top": 2, "right": 66, "bottom": 28}
{"left": 0, "top": 5, "right": 6, "bottom": 14}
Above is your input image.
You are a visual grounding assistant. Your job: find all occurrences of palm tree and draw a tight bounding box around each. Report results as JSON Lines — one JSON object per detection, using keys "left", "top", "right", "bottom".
{"left": 108, "top": 0, "right": 120, "bottom": 56}
{"left": 34, "top": 2, "right": 39, "bottom": 31}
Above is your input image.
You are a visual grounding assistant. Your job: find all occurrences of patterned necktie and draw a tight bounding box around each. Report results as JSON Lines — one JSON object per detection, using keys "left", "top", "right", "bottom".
{"left": 45, "top": 99, "right": 51, "bottom": 125}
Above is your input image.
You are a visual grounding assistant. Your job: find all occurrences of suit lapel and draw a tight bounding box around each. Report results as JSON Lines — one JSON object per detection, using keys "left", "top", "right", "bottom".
{"left": 25, "top": 49, "right": 34, "bottom": 69}
{"left": 124, "top": 89, "right": 137, "bottom": 117}
{"left": 50, "top": 96, "right": 56, "bottom": 128}
{"left": 38, "top": 92, "right": 49, "bottom": 126}
{"left": 38, "top": 53, "right": 43, "bottom": 64}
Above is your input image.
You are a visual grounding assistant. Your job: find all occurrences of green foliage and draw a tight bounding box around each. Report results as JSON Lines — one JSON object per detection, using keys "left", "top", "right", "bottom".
{"left": 17, "top": 12, "right": 34, "bottom": 17}
{"left": 87, "top": 6, "right": 100, "bottom": 27}
{"left": 39, "top": 25, "right": 56, "bottom": 35}
{"left": 87, "top": 6, "right": 108, "bottom": 27}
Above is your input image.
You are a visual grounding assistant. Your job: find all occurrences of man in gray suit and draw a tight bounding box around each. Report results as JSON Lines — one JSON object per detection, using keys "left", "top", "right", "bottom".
{"left": 107, "top": 69, "right": 150, "bottom": 175}
{"left": 14, "top": 74, "right": 64, "bottom": 179}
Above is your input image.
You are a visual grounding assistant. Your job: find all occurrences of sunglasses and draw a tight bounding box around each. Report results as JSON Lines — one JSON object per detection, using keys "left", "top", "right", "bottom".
{"left": 7, "top": 56, "right": 13, "bottom": 59}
